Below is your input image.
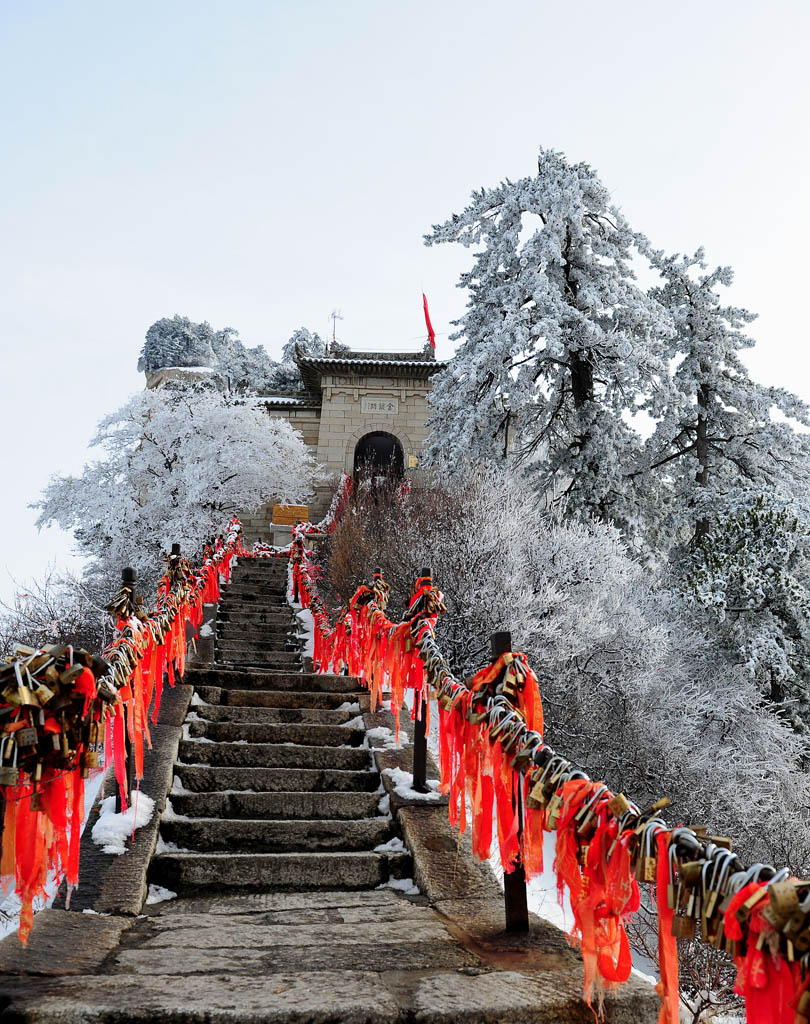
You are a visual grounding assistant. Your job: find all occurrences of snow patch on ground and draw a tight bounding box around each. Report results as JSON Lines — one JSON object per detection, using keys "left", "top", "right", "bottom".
{"left": 364, "top": 725, "right": 403, "bottom": 750}
{"left": 146, "top": 885, "right": 177, "bottom": 905}
{"left": 170, "top": 775, "right": 192, "bottom": 795}
{"left": 377, "top": 876, "right": 420, "bottom": 896}
{"left": 199, "top": 623, "right": 214, "bottom": 638}
{"left": 295, "top": 608, "right": 315, "bottom": 660}
{"left": 161, "top": 797, "right": 188, "bottom": 822}
{"left": 155, "top": 834, "right": 187, "bottom": 853}
{"left": 383, "top": 767, "right": 442, "bottom": 802}
{"left": 374, "top": 836, "right": 407, "bottom": 854}
{"left": 91, "top": 792, "right": 155, "bottom": 855}
{"left": 190, "top": 692, "right": 207, "bottom": 706}
{"left": 345, "top": 715, "right": 365, "bottom": 730}
{"left": 336, "top": 701, "right": 361, "bottom": 713}
{"left": 377, "top": 793, "right": 391, "bottom": 816}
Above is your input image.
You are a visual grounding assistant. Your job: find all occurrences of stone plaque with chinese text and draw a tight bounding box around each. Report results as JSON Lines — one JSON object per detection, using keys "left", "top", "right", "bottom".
{"left": 361, "top": 396, "right": 399, "bottom": 415}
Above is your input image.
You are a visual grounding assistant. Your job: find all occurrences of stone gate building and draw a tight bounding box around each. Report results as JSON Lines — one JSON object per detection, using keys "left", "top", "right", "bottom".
{"left": 145, "top": 342, "right": 447, "bottom": 538}
{"left": 252, "top": 345, "right": 447, "bottom": 530}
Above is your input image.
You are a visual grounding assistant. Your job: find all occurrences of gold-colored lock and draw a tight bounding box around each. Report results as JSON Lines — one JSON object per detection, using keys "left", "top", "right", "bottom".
{"left": 608, "top": 792, "right": 631, "bottom": 818}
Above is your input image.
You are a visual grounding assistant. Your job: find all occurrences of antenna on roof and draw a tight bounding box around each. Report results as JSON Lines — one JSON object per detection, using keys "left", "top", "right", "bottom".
{"left": 329, "top": 309, "right": 343, "bottom": 353}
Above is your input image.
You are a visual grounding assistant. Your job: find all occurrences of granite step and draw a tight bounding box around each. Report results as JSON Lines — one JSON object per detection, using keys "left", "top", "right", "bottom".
{"left": 192, "top": 704, "right": 356, "bottom": 725}
{"left": 149, "top": 851, "right": 411, "bottom": 892}
{"left": 185, "top": 720, "right": 365, "bottom": 746}
{"left": 215, "top": 620, "right": 293, "bottom": 634}
{"left": 218, "top": 589, "right": 287, "bottom": 604}
{"left": 186, "top": 669, "right": 361, "bottom": 693}
{"left": 160, "top": 816, "right": 393, "bottom": 853}
{"left": 216, "top": 637, "right": 299, "bottom": 653}
{"left": 216, "top": 609, "right": 292, "bottom": 623}
{"left": 215, "top": 651, "right": 302, "bottom": 668}
{"left": 169, "top": 790, "right": 382, "bottom": 821}
{"left": 178, "top": 739, "right": 371, "bottom": 771}
{"left": 194, "top": 687, "right": 364, "bottom": 711}
{"left": 173, "top": 765, "right": 379, "bottom": 793}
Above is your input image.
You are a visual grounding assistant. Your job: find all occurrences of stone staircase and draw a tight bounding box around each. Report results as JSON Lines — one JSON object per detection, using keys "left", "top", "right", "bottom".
{"left": 148, "top": 555, "right": 412, "bottom": 894}
{"left": 1, "top": 552, "right": 659, "bottom": 1023}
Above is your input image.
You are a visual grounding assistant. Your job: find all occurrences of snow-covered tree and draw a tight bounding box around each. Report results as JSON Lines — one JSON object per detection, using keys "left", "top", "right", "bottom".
{"left": 641, "top": 248, "right": 810, "bottom": 549}
{"left": 281, "top": 326, "right": 327, "bottom": 364}
{"left": 138, "top": 316, "right": 326, "bottom": 395}
{"left": 680, "top": 490, "right": 810, "bottom": 726}
{"left": 137, "top": 316, "right": 224, "bottom": 373}
{"left": 0, "top": 570, "right": 110, "bottom": 658}
{"left": 423, "top": 148, "right": 671, "bottom": 533}
{"left": 35, "top": 386, "right": 315, "bottom": 595}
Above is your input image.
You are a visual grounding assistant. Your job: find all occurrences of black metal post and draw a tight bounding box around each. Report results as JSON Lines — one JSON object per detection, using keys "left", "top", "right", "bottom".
{"left": 411, "top": 566, "right": 431, "bottom": 793}
{"left": 492, "top": 629, "right": 529, "bottom": 933}
{"left": 115, "top": 567, "right": 137, "bottom": 814}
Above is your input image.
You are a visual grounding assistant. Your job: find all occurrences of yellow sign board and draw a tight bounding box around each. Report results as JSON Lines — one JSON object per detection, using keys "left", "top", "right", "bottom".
{"left": 272, "top": 504, "right": 310, "bottom": 526}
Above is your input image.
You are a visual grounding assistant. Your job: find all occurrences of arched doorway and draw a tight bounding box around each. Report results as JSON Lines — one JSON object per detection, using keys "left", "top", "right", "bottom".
{"left": 353, "top": 431, "right": 404, "bottom": 482}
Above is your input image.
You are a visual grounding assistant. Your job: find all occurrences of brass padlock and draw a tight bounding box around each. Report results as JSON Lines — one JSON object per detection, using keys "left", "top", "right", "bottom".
{"left": 608, "top": 792, "right": 631, "bottom": 818}
{"left": 34, "top": 682, "right": 55, "bottom": 706}
{"left": 0, "top": 738, "right": 19, "bottom": 786}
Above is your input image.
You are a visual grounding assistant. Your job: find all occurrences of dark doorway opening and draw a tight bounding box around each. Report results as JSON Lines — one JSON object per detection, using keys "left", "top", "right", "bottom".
{"left": 353, "top": 431, "right": 404, "bottom": 482}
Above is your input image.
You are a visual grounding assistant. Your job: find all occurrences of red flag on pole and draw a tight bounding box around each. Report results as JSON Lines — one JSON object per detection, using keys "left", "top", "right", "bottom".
{"left": 422, "top": 293, "right": 436, "bottom": 349}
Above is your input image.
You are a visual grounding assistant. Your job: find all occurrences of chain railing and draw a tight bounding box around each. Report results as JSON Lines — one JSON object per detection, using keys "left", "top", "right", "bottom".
{"left": 0, "top": 517, "right": 247, "bottom": 944}
{"left": 288, "top": 492, "right": 810, "bottom": 1024}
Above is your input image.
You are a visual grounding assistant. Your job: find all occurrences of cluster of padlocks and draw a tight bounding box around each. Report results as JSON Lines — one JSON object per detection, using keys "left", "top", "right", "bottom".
{"left": 0, "top": 644, "right": 115, "bottom": 802}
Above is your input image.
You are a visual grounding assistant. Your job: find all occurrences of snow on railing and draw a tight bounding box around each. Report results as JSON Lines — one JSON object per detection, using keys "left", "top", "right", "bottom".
{"left": 287, "top": 488, "right": 810, "bottom": 1024}
{"left": 0, "top": 517, "right": 248, "bottom": 944}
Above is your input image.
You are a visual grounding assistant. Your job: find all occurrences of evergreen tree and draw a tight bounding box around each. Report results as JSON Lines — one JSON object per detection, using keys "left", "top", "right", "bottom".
{"left": 641, "top": 248, "right": 810, "bottom": 550}
{"left": 423, "top": 148, "right": 670, "bottom": 533}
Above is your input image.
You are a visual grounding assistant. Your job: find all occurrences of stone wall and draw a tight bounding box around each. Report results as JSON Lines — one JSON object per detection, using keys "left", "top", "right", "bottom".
{"left": 315, "top": 373, "right": 432, "bottom": 476}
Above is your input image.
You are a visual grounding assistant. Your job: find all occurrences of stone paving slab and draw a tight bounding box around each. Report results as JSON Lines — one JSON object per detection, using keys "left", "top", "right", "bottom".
{"left": 0, "top": 910, "right": 133, "bottom": 977}
{"left": 0, "top": 970, "right": 402, "bottom": 1023}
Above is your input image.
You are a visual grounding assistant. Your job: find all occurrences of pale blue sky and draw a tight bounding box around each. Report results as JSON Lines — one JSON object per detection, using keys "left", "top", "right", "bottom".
{"left": 1, "top": 0, "right": 808, "bottom": 598}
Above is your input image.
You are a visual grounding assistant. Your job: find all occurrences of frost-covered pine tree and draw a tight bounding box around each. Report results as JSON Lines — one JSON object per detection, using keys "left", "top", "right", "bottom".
{"left": 137, "top": 316, "right": 223, "bottom": 373}
{"left": 138, "top": 316, "right": 325, "bottom": 394}
{"left": 35, "top": 386, "right": 315, "bottom": 595}
{"left": 641, "top": 248, "right": 810, "bottom": 549}
{"left": 424, "top": 148, "right": 670, "bottom": 532}
{"left": 281, "top": 326, "right": 327, "bottom": 364}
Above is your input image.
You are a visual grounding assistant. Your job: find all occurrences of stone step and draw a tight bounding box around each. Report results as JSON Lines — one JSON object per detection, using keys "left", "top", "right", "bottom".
{"left": 186, "top": 720, "right": 364, "bottom": 747}
{"left": 149, "top": 850, "right": 411, "bottom": 892}
{"left": 193, "top": 704, "right": 356, "bottom": 725}
{"left": 219, "top": 588, "right": 287, "bottom": 603}
{"left": 217, "top": 596, "right": 288, "bottom": 608}
{"left": 186, "top": 669, "right": 361, "bottom": 694}
{"left": 160, "top": 816, "right": 393, "bottom": 853}
{"left": 178, "top": 740, "right": 371, "bottom": 771}
{"left": 195, "top": 687, "right": 363, "bottom": 711}
{"left": 216, "top": 605, "right": 289, "bottom": 619}
{"left": 223, "top": 578, "right": 287, "bottom": 590}
{"left": 169, "top": 790, "right": 381, "bottom": 820}
{"left": 173, "top": 765, "right": 379, "bottom": 793}
{"left": 215, "top": 618, "right": 294, "bottom": 634}
{"left": 216, "top": 637, "right": 298, "bottom": 652}
{"left": 228, "top": 561, "right": 286, "bottom": 572}
{"left": 217, "top": 603, "right": 289, "bottom": 617}
{"left": 215, "top": 651, "right": 301, "bottom": 668}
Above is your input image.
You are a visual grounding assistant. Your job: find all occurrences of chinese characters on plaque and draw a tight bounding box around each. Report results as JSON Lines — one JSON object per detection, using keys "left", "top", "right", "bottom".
{"left": 361, "top": 396, "right": 399, "bottom": 415}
